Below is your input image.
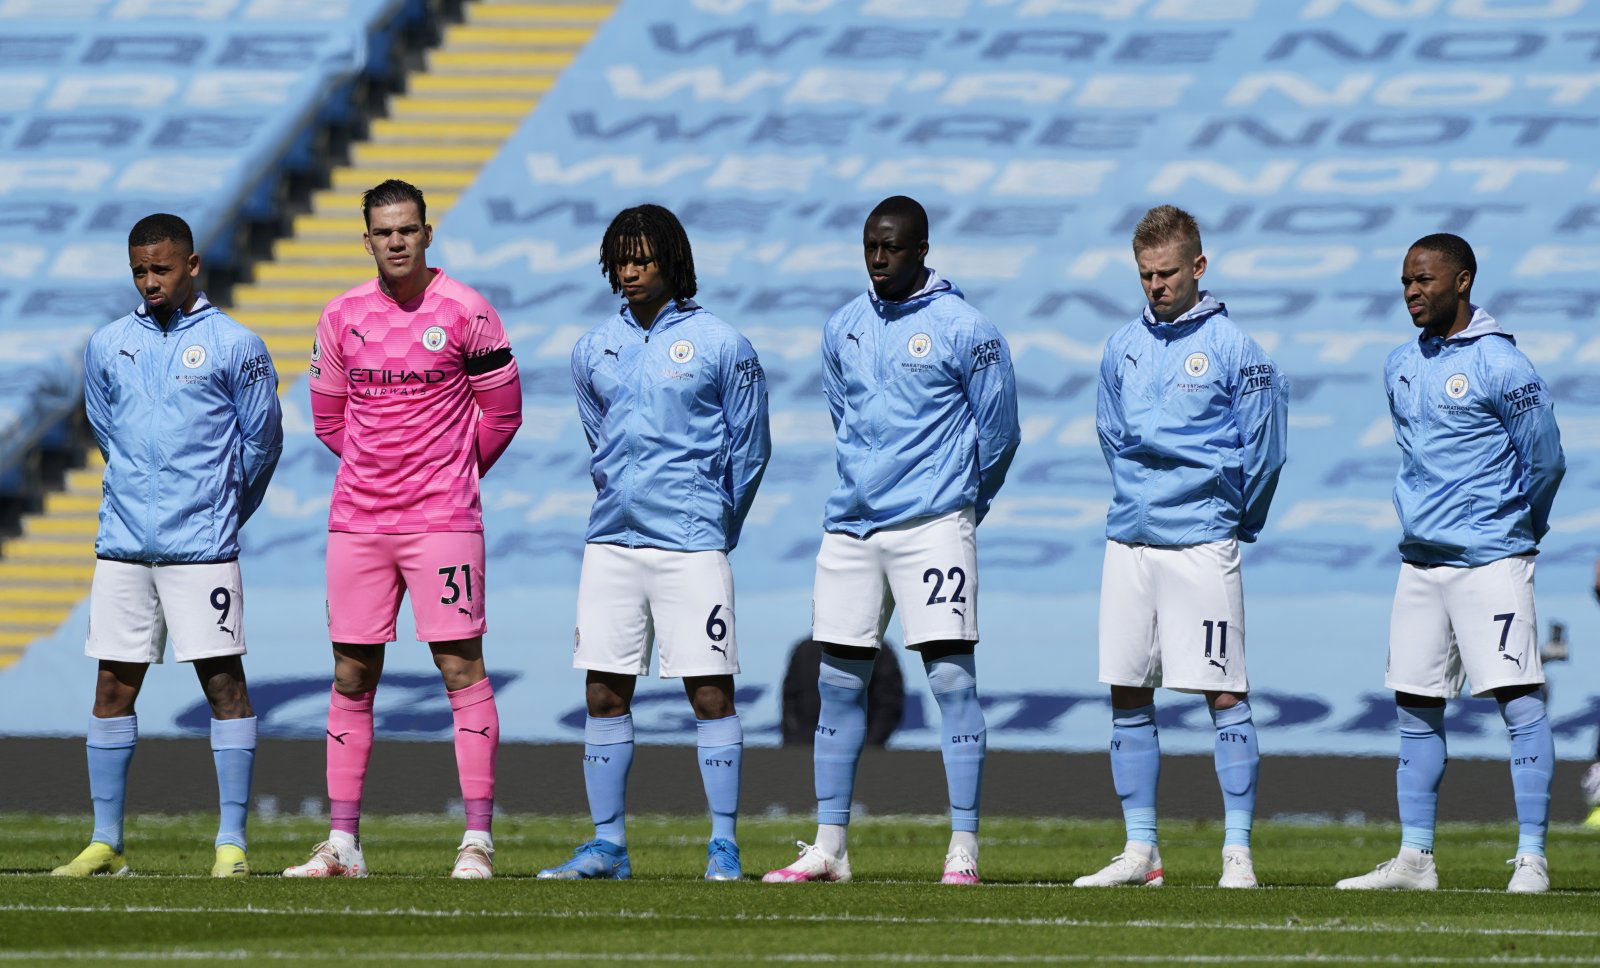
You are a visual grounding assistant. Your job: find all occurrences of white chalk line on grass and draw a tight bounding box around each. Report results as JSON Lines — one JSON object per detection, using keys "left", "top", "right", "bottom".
{"left": 0, "top": 951, "right": 1598, "bottom": 965}
{"left": 2, "top": 903, "right": 1599, "bottom": 942}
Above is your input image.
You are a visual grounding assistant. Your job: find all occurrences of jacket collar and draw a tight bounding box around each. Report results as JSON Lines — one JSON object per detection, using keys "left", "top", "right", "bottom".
{"left": 621, "top": 298, "right": 701, "bottom": 335}
{"left": 868, "top": 268, "right": 959, "bottom": 320}
{"left": 133, "top": 291, "right": 215, "bottom": 333}
{"left": 1141, "top": 291, "right": 1226, "bottom": 338}
{"left": 1422, "top": 305, "right": 1513, "bottom": 350}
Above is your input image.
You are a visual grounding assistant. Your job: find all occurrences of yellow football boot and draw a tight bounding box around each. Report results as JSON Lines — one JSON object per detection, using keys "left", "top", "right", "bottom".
{"left": 1584, "top": 805, "right": 1600, "bottom": 830}
{"left": 51, "top": 842, "right": 128, "bottom": 877}
{"left": 212, "top": 844, "right": 249, "bottom": 878}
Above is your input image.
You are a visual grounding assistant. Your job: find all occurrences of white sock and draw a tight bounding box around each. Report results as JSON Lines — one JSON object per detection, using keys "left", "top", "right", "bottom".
{"left": 816, "top": 823, "right": 848, "bottom": 858}
{"left": 1399, "top": 846, "right": 1431, "bottom": 866}
{"left": 464, "top": 829, "right": 493, "bottom": 849}
{"left": 949, "top": 830, "right": 978, "bottom": 857}
{"left": 329, "top": 830, "right": 358, "bottom": 852}
{"left": 1124, "top": 840, "right": 1155, "bottom": 860}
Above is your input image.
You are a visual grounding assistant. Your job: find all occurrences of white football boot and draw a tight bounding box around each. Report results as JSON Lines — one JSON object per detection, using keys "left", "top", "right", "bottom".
{"left": 451, "top": 836, "right": 494, "bottom": 880}
{"left": 1218, "top": 845, "right": 1258, "bottom": 888}
{"left": 941, "top": 846, "right": 980, "bottom": 885}
{"left": 761, "top": 841, "right": 851, "bottom": 883}
{"left": 1506, "top": 854, "right": 1549, "bottom": 894}
{"left": 283, "top": 839, "right": 368, "bottom": 878}
{"left": 1073, "top": 844, "right": 1164, "bottom": 887}
{"left": 1335, "top": 852, "right": 1437, "bottom": 890}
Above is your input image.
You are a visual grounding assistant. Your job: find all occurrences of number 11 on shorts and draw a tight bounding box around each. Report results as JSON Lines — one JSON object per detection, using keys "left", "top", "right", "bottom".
{"left": 1203, "top": 619, "right": 1228, "bottom": 659}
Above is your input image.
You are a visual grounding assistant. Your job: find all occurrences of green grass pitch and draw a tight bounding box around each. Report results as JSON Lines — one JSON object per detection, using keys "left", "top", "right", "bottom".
{"left": 1, "top": 814, "right": 1597, "bottom": 966}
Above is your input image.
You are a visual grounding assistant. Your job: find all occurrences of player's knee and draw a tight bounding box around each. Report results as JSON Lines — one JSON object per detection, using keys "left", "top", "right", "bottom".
{"left": 92, "top": 666, "right": 141, "bottom": 717}
{"left": 1111, "top": 685, "right": 1154, "bottom": 709}
{"left": 586, "top": 678, "right": 633, "bottom": 718}
{"left": 333, "top": 665, "right": 379, "bottom": 696}
{"left": 685, "top": 676, "right": 735, "bottom": 720}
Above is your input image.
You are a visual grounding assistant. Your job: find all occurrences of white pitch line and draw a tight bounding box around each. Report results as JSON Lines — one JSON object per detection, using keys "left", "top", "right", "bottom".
{"left": 0, "top": 952, "right": 1598, "bottom": 966}
{"left": 2, "top": 903, "right": 1599, "bottom": 942}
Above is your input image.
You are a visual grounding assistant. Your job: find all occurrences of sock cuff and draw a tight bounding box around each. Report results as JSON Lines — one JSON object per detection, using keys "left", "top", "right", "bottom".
{"left": 924, "top": 654, "right": 978, "bottom": 695}
{"left": 330, "top": 687, "right": 376, "bottom": 712}
{"left": 696, "top": 713, "right": 742, "bottom": 748}
{"left": 87, "top": 714, "right": 137, "bottom": 748}
{"left": 210, "top": 716, "right": 258, "bottom": 751}
{"left": 1397, "top": 702, "right": 1446, "bottom": 734}
{"left": 447, "top": 677, "right": 494, "bottom": 711}
{"left": 819, "top": 654, "right": 874, "bottom": 690}
{"left": 1112, "top": 704, "right": 1156, "bottom": 730}
{"left": 585, "top": 713, "right": 634, "bottom": 745}
{"left": 1498, "top": 692, "right": 1547, "bottom": 730}
{"left": 1210, "top": 700, "right": 1253, "bottom": 730}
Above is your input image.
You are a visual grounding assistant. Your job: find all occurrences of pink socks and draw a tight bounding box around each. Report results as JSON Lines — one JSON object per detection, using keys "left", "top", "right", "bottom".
{"left": 326, "top": 687, "right": 376, "bottom": 837}
{"left": 448, "top": 677, "right": 499, "bottom": 834}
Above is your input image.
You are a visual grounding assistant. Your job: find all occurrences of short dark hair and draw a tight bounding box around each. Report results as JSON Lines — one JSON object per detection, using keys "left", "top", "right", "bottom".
{"left": 867, "top": 195, "right": 929, "bottom": 241}
{"left": 1132, "top": 205, "right": 1202, "bottom": 259}
{"left": 600, "top": 204, "right": 697, "bottom": 302}
{"left": 1410, "top": 232, "right": 1477, "bottom": 280}
{"left": 362, "top": 179, "right": 426, "bottom": 226}
{"left": 128, "top": 213, "right": 193, "bottom": 253}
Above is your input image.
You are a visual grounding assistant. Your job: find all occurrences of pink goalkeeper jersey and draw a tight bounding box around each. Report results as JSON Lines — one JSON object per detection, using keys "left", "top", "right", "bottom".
{"left": 310, "top": 269, "right": 515, "bottom": 533}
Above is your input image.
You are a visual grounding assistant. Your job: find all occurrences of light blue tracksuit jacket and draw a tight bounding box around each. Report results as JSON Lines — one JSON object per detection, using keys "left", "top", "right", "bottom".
{"left": 1386, "top": 307, "right": 1564, "bottom": 567}
{"left": 821, "top": 270, "right": 1020, "bottom": 536}
{"left": 84, "top": 296, "right": 283, "bottom": 563}
{"left": 572, "top": 299, "right": 771, "bottom": 553}
{"left": 1096, "top": 292, "right": 1287, "bottom": 546}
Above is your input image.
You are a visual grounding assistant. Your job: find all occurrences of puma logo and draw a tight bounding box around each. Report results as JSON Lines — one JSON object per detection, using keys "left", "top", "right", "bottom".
{"left": 845, "top": 333, "right": 860, "bottom": 345}
{"left": 1502, "top": 652, "right": 1525, "bottom": 670}
{"left": 709, "top": 643, "right": 727, "bottom": 657}
{"left": 603, "top": 348, "right": 619, "bottom": 358}
{"left": 457, "top": 607, "right": 471, "bottom": 616}
{"left": 118, "top": 349, "right": 140, "bottom": 362}
{"left": 218, "top": 625, "right": 235, "bottom": 637}
{"left": 1398, "top": 375, "right": 1411, "bottom": 389}
{"left": 327, "top": 731, "right": 349, "bottom": 745}
{"left": 458, "top": 726, "right": 491, "bottom": 737}
{"left": 350, "top": 327, "right": 368, "bottom": 345}
{"left": 1208, "top": 659, "right": 1228, "bottom": 674}
{"left": 1124, "top": 353, "right": 1138, "bottom": 367}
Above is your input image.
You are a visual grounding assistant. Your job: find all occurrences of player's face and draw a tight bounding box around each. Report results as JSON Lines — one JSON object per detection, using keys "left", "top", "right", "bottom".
{"left": 363, "top": 201, "right": 431, "bottom": 282}
{"left": 863, "top": 215, "right": 928, "bottom": 301}
{"left": 1135, "top": 241, "right": 1205, "bottom": 322}
{"left": 128, "top": 239, "right": 199, "bottom": 316}
{"left": 613, "top": 236, "right": 670, "bottom": 310}
{"left": 1401, "top": 247, "right": 1470, "bottom": 332}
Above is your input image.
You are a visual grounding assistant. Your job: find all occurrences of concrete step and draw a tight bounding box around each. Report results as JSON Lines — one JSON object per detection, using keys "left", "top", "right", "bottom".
{"left": 408, "top": 73, "right": 555, "bottom": 98}
{"left": 231, "top": 284, "right": 350, "bottom": 310}
{"left": 351, "top": 142, "right": 500, "bottom": 169}
{"left": 0, "top": 586, "right": 86, "bottom": 605}
{"left": 465, "top": 3, "right": 611, "bottom": 25}
{"left": 387, "top": 96, "right": 539, "bottom": 120}
{"left": 253, "top": 262, "right": 374, "bottom": 286}
{"left": 23, "top": 517, "right": 96, "bottom": 539}
{"left": 443, "top": 24, "right": 596, "bottom": 48}
{"left": 43, "top": 492, "right": 99, "bottom": 515}
{"left": 427, "top": 49, "right": 573, "bottom": 73}
{"left": 331, "top": 167, "right": 481, "bottom": 190}
{"left": 369, "top": 119, "right": 515, "bottom": 143}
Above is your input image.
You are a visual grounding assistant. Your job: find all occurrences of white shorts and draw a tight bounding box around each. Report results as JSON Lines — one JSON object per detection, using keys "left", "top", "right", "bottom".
{"left": 574, "top": 543, "right": 738, "bottom": 679}
{"left": 811, "top": 507, "right": 979, "bottom": 650}
{"left": 1385, "top": 556, "right": 1543, "bottom": 699}
{"left": 1098, "top": 539, "right": 1247, "bottom": 694}
{"left": 86, "top": 559, "right": 246, "bottom": 665}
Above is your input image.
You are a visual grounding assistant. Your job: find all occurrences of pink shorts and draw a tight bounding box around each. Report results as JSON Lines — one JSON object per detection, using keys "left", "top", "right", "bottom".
{"left": 326, "top": 531, "right": 487, "bottom": 644}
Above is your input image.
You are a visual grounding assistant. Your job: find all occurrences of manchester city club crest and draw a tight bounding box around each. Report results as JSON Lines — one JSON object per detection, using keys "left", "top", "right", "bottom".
{"left": 181, "top": 345, "right": 206, "bottom": 368}
{"left": 908, "top": 333, "right": 932, "bottom": 358}
{"left": 1184, "top": 352, "right": 1209, "bottom": 377}
{"left": 310, "top": 337, "right": 321, "bottom": 362}
{"left": 670, "top": 339, "right": 695, "bottom": 363}
{"left": 422, "top": 326, "right": 447, "bottom": 352}
{"left": 1446, "top": 373, "right": 1470, "bottom": 399}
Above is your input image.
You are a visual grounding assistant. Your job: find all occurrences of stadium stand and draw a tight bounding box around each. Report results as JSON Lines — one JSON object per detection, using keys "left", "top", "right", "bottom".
{"left": 1, "top": 1, "right": 1597, "bottom": 764}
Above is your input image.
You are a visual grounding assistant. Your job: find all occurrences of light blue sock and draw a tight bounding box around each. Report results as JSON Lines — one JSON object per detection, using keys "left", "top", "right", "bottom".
{"left": 584, "top": 714, "right": 634, "bottom": 847}
{"left": 696, "top": 713, "right": 742, "bottom": 843}
{"left": 1500, "top": 692, "right": 1554, "bottom": 857}
{"left": 926, "top": 654, "right": 985, "bottom": 834}
{"left": 815, "top": 653, "right": 873, "bottom": 827}
{"left": 210, "top": 717, "right": 257, "bottom": 850}
{"left": 87, "top": 715, "right": 137, "bottom": 853}
{"left": 1111, "top": 704, "right": 1160, "bottom": 846}
{"left": 1211, "top": 701, "right": 1259, "bottom": 848}
{"left": 1396, "top": 703, "right": 1447, "bottom": 853}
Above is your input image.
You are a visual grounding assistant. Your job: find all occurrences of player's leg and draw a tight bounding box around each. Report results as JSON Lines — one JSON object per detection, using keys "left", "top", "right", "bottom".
{"left": 1338, "top": 563, "right": 1450, "bottom": 890}
{"left": 653, "top": 548, "right": 744, "bottom": 879}
{"left": 764, "top": 532, "right": 886, "bottom": 884}
{"left": 286, "top": 533, "right": 399, "bottom": 878}
{"left": 1446, "top": 556, "right": 1550, "bottom": 892}
{"left": 193, "top": 655, "right": 255, "bottom": 877}
{"left": 56, "top": 560, "right": 164, "bottom": 876}
{"left": 1161, "top": 539, "right": 1257, "bottom": 886}
{"left": 161, "top": 559, "right": 257, "bottom": 877}
{"left": 879, "top": 509, "right": 984, "bottom": 883}
{"left": 540, "top": 543, "right": 647, "bottom": 880}
{"left": 1077, "top": 540, "right": 1163, "bottom": 888}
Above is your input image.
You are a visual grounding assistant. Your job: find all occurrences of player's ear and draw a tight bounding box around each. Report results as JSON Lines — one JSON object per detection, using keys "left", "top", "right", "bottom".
{"left": 423, "top": 223, "right": 433, "bottom": 250}
{"left": 362, "top": 230, "right": 375, "bottom": 257}
{"left": 1455, "top": 268, "right": 1472, "bottom": 296}
{"left": 917, "top": 239, "right": 929, "bottom": 262}
{"left": 185, "top": 249, "right": 201, "bottom": 279}
{"left": 1192, "top": 252, "right": 1208, "bottom": 281}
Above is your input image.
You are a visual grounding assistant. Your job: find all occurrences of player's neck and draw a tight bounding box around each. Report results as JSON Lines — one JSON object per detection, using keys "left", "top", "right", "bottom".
{"left": 1423, "top": 303, "right": 1473, "bottom": 342}
{"left": 630, "top": 293, "right": 674, "bottom": 330}
{"left": 379, "top": 266, "right": 434, "bottom": 305}
{"left": 149, "top": 290, "right": 198, "bottom": 328}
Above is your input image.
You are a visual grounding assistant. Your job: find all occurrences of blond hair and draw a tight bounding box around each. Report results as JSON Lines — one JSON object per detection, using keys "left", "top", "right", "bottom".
{"left": 1132, "top": 205, "right": 1202, "bottom": 259}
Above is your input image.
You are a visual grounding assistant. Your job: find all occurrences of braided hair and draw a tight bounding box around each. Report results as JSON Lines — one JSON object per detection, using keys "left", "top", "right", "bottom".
{"left": 600, "top": 204, "right": 697, "bottom": 303}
